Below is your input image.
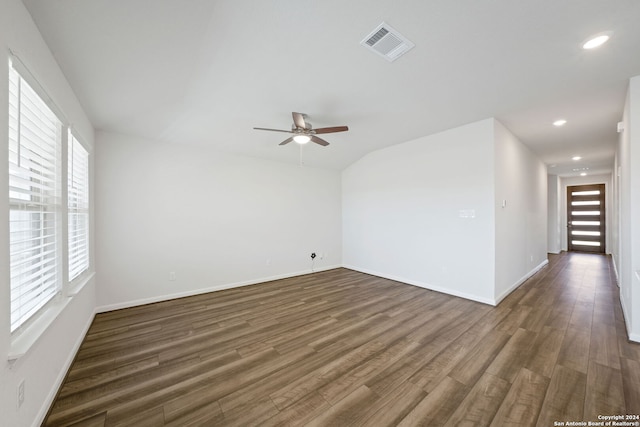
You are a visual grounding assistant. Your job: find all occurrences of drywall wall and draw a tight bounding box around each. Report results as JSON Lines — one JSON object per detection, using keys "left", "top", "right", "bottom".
{"left": 611, "top": 150, "right": 621, "bottom": 283}
{"left": 0, "top": 0, "right": 96, "bottom": 426}
{"left": 547, "top": 175, "right": 561, "bottom": 254}
{"left": 615, "top": 76, "right": 640, "bottom": 341}
{"left": 493, "top": 120, "right": 548, "bottom": 302}
{"left": 95, "top": 131, "right": 342, "bottom": 310}
{"left": 342, "top": 119, "right": 496, "bottom": 304}
{"left": 559, "top": 174, "right": 613, "bottom": 254}
{"left": 630, "top": 76, "right": 640, "bottom": 342}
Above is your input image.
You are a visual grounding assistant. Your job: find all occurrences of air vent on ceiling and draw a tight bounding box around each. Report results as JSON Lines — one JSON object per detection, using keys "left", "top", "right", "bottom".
{"left": 361, "top": 22, "right": 415, "bottom": 62}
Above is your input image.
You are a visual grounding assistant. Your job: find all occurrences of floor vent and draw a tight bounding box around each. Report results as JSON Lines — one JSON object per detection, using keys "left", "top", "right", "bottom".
{"left": 361, "top": 22, "right": 415, "bottom": 62}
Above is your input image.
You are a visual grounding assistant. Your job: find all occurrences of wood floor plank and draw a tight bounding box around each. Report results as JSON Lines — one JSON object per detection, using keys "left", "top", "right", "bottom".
{"left": 490, "top": 368, "right": 549, "bottom": 427}
{"left": 583, "top": 360, "right": 625, "bottom": 420}
{"left": 493, "top": 305, "right": 533, "bottom": 335}
{"left": 261, "top": 392, "right": 331, "bottom": 427}
{"left": 524, "top": 326, "right": 565, "bottom": 379}
{"left": 557, "top": 326, "right": 591, "bottom": 374}
{"left": 270, "top": 339, "right": 387, "bottom": 410}
{"left": 66, "top": 412, "right": 106, "bottom": 427}
{"left": 484, "top": 328, "right": 538, "bottom": 384}
{"left": 411, "top": 327, "right": 509, "bottom": 392}
{"left": 105, "top": 405, "right": 164, "bottom": 427}
{"left": 159, "top": 345, "right": 314, "bottom": 422}
{"left": 443, "top": 373, "right": 511, "bottom": 427}
{"left": 589, "top": 322, "right": 622, "bottom": 369}
{"left": 59, "top": 356, "right": 160, "bottom": 399}
{"left": 217, "top": 344, "right": 347, "bottom": 414}
{"left": 304, "top": 385, "right": 380, "bottom": 427}
{"left": 42, "top": 255, "right": 637, "bottom": 427}
{"left": 535, "top": 365, "right": 586, "bottom": 427}
{"left": 48, "top": 349, "right": 274, "bottom": 426}
{"left": 620, "top": 357, "right": 640, "bottom": 414}
{"left": 317, "top": 338, "right": 419, "bottom": 405}
{"left": 364, "top": 339, "right": 451, "bottom": 398}
{"left": 449, "top": 331, "right": 511, "bottom": 386}
{"left": 219, "top": 396, "right": 280, "bottom": 427}
{"left": 358, "top": 381, "right": 427, "bottom": 427}
{"left": 397, "top": 376, "right": 468, "bottom": 426}
{"left": 163, "top": 401, "right": 224, "bottom": 427}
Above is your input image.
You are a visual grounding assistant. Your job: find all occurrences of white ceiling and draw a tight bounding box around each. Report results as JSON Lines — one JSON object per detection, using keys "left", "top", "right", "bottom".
{"left": 22, "top": 0, "right": 640, "bottom": 174}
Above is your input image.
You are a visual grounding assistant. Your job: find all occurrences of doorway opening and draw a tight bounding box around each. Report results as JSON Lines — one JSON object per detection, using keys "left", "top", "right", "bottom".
{"left": 567, "top": 184, "right": 605, "bottom": 253}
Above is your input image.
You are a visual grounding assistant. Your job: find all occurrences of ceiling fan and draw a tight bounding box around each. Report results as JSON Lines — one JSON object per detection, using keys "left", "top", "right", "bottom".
{"left": 254, "top": 112, "right": 348, "bottom": 146}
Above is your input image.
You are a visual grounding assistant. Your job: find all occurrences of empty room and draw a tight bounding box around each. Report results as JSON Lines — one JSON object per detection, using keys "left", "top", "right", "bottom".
{"left": 1, "top": 1, "right": 640, "bottom": 426}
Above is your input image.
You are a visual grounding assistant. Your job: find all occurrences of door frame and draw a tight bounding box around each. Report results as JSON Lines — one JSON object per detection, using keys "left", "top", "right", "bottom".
{"left": 566, "top": 183, "right": 606, "bottom": 253}
{"left": 557, "top": 177, "right": 611, "bottom": 254}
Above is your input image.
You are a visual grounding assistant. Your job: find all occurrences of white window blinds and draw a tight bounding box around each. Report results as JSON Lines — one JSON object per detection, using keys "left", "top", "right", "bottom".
{"left": 8, "top": 65, "right": 62, "bottom": 332}
{"left": 68, "top": 132, "right": 90, "bottom": 281}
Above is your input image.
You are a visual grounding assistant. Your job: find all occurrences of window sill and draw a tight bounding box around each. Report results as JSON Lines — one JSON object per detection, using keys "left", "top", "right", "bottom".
{"left": 8, "top": 271, "right": 95, "bottom": 362}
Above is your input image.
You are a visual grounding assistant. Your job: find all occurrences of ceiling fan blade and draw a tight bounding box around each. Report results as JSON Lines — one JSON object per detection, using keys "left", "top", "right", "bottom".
{"left": 292, "top": 112, "right": 307, "bottom": 129}
{"left": 279, "top": 137, "right": 294, "bottom": 146}
{"left": 313, "top": 126, "right": 349, "bottom": 134}
{"left": 253, "top": 127, "right": 294, "bottom": 134}
{"left": 310, "top": 135, "right": 329, "bottom": 146}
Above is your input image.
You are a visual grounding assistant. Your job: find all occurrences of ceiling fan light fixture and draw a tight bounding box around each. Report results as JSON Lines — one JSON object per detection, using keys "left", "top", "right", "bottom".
{"left": 582, "top": 32, "right": 612, "bottom": 50}
{"left": 293, "top": 135, "right": 311, "bottom": 144}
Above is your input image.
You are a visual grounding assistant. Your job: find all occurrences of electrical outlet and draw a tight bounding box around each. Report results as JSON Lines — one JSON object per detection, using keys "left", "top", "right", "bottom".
{"left": 17, "top": 379, "right": 24, "bottom": 408}
{"left": 169, "top": 271, "right": 176, "bottom": 281}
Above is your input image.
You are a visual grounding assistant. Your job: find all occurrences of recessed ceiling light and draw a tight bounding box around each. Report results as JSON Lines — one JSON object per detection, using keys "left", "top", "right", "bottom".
{"left": 572, "top": 156, "right": 582, "bottom": 161}
{"left": 582, "top": 32, "right": 612, "bottom": 50}
{"left": 553, "top": 119, "right": 567, "bottom": 127}
{"left": 580, "top": 172, "right": 587, "bottom": 176}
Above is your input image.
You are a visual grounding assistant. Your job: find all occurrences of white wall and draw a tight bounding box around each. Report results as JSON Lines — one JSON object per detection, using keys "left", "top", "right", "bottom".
{"left": 342, "top": 118, "right": 547, "bottom": 305}
{"left": 0, "top": 0, "right": 96, "bottom": 426}
{"left": 630, "top": 76, "right": 640, "bottom": 342}
{"left": 615, "top": 76, "right": 640, "bottom": 342}
{"left": 342, "top": 119, "right": 497, "bottom": 304}
{"left": 95, "top": 131, "right": 342, "bottom": 310}
{"left": 493, "top": 120, "right": 548, "bottom": 302}
{"left": 547, "top": 175, "right": 561, "bottom": 254}
{"left": 612, "top": 147, "right": 621, "bottom": 282}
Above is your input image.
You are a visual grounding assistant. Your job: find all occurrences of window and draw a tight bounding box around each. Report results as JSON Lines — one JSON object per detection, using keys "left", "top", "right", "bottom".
{"left": 8, "top": 65, "right": 62, "bottom": 332}
{"left": 68, "top": 132, "right": 90, "bottom": 281}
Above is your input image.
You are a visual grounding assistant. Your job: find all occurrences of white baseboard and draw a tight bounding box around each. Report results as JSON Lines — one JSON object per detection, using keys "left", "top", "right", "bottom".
{"left": 623, "top": 304, "right": 640, "bottom": 343}
{"left": 494, "top": 259, "right": 550, "bottom": 305}
{"left": 96, "top": 264, "right": 342, "bottom": 313}
{"left": 611, "top": 254, "right": 619, "bottom": 285}
{"left": 619, "top": 287, "right": 640, "bottom": 343}
{"left": 341, "top": 264, "right": 495, "bottom": 306}
{"left": 344, "top": 259, "right": 549, "bottom": 308}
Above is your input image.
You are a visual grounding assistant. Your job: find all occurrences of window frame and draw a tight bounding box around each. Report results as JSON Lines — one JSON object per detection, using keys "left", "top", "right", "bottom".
{"left": 8, "top": 64, "right": 63, "bottom": 333}
{"left": 67, "top": 131, "right": 90, "bottom": 282}
{"left": 7, "top": 56, "right": 93, "bottom": 342}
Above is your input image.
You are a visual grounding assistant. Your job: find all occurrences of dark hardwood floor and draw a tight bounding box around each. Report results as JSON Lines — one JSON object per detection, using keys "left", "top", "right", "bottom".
{"left": 43, "top": 252, "right": 640, "bottom": 426}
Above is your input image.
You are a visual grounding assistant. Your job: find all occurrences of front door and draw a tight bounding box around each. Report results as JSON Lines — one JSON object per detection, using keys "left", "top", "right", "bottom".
{"left": 567, "top": 184, "right": 605, "bottom": 253}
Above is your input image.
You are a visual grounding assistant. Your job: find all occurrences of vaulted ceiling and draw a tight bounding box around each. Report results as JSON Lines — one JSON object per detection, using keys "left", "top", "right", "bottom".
{"left": 22, "top": 0, "right": 640, "bottom": 174}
